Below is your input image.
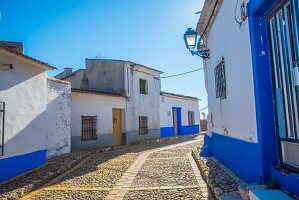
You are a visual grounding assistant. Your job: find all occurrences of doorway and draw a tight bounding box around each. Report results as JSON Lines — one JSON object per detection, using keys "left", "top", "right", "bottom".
{"left": 268, "top": 0, "right": 299, "bottom": 169}
{"left": 172, "top": 107, "right": 181, "bottom": 136}
{"left": 112, "top": 109, "right": 122, "bottom": 146}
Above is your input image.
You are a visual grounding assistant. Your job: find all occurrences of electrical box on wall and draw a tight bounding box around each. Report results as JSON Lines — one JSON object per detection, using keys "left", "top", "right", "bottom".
{"left": 241, "top": 1, "right": 248, "bottom": 21}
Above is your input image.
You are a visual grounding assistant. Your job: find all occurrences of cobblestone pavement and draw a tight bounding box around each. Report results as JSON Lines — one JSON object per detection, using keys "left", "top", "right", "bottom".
{"left": 19, "top": 135, "right": 214, "bottom": 200}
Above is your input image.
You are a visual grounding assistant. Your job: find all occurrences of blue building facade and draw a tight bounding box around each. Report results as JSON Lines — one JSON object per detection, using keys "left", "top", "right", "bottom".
{"left": 199, "top": 0, "right": 299, "bottom": 196}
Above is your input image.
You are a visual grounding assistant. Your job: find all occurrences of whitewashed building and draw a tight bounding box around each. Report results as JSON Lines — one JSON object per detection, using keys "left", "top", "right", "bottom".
{"left": 0, "top": 42, "right": 71, "bottom": 182}
{"left": 57, "top": 59, "right": 162, "bottom": 149}
{"left": 160, "top": 92, "right": 200, "bottom": 137}
{"left": 56, "top": 59, "right": 201, "bottom": 149}
{"left": 196, "top": 0, "right": 299, "bottom": 196}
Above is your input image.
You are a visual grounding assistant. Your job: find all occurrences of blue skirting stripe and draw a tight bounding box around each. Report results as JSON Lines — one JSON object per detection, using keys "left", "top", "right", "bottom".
{"left": 207, "top": 133, "right": 263, "bottom": 183}
{"left": 160, "top": 127, "right": 175, "bottom": 137}
{"left": 180, "top": 125, "right": 199, "bottom": 135}
{"left": 271, "top": 168, "right": 299, "bottom": 197}
{"left": 0, "top": 150, "right": 46, "bottom": 182}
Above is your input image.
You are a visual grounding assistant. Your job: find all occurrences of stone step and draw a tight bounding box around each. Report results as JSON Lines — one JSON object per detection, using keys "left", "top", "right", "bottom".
{"left": 238, "top": 183, "right": 268, "bottom": 200}
{"left": 249, "top": 189, "right": 294, "bottom": 200}
{"left": 219, "top": 192, "right": 243, "bottom": 200}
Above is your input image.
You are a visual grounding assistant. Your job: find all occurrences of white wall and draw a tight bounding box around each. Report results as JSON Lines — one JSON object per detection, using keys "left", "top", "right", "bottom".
{"left": 71, "top": 92, "right": 126, "bottom": 137}
{"left": 124, "top": 63, "right": 161, "bottom": 132}
{"left": 0, "top": 52, "right": 47, "bottom": 159}
{"left": 160, "top": 95, "right": 200, "bottom": 127}
{"left": 46, "top": 78, "right": 71, "bottom": 158}
{"left": 204, "top": 0, "right": 257, "bottom": 142}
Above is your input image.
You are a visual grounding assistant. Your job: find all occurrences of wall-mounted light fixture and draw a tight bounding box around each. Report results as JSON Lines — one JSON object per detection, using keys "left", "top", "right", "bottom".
{"left": 1, "top": 64, "right": 14, "bottom": 70}
{"left": 183, "top": 28, "right": 209, "bottom": 59}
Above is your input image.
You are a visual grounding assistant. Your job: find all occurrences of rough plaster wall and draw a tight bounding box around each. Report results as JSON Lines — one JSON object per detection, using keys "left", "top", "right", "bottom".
{"left": 65, "top": 70, "right": 84, "bottom": 89}
{"left": 160, "top": 95, "right": 200, "bottom": 127}
{"left": 204, "top": 0, "right": 257, "bottom": 142}
{"left": 124, "top": 63, "right": 161, "bottom": 132}
{"left": 0, "top": 52, "right": 47, "bottom": 159}
{"left": 71, "top": 92, "right": 126, "bottom": 137}
{"left": 84, "top": 59, "right": 125, "bottom": 94}
{"left": 46, "top": 79, "right": 71, "bottom": 158}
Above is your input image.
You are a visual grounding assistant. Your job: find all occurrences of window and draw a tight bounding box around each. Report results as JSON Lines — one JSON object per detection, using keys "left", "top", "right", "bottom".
{"left": 214, "top": 59, "right": 226, "bottom": 100}
{"left": 81, "top": 116, "right": 97, "bottom": 140}
{"left": 188, "top": 111, "right": 195, "bottom": 126}
{"left": 139, "top": 116, "right": 148, "bottom": 134}
{"left": 0, "top": 102, "right": 4, "bottom": 156}
{"left": 139, "top": 79, "right": 148, "bottom": 94}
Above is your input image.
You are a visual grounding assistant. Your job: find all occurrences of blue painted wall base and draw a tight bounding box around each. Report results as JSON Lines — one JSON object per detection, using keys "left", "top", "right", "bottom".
{"left": 202, "top": 133, "right": 263, "bottom": 183}
{"left": 160, "top": 125, "right": 199, "bottom": 138}
{"left": 200, "top": 134, "right": 212, "bottom": 157}
{"left": 271, "top": 168, "right": 299, "bottom": 197}
{"left": 160, "top": 127, "right": 175, "bottom": 138}
{"left": 180, "top": 125, "right": 199, "bottom": 135}
{"left": 0, "top": 150, "right": 46, "bottom": 183}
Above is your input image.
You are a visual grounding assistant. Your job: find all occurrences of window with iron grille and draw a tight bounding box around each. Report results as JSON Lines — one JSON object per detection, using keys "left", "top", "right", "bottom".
{"left": 214, "top": 59, "right": 226, "bottom": 100}
{"left": 0, "top": 102, "right": 4, "bottom": 156}
{"left": 81, "top": 116, "right": 97, "bottom": 140}
{"left": 188, "top": 111, "right": 195, "bottom": 126}
{"left": 139, "top": 116, "right": 148, "bottom": 134}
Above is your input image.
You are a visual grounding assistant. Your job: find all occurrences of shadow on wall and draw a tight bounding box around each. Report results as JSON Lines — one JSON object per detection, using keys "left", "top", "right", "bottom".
{"left": 0, "top": 83, "right": 70, "bottom": 183}
{"left": 0, "top": 110, "right": 47, "bottom": 182}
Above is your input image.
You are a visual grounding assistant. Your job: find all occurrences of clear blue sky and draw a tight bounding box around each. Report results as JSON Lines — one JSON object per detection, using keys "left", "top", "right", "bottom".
{"left": 0, "top": 0, "right": 207, "bottom": 110}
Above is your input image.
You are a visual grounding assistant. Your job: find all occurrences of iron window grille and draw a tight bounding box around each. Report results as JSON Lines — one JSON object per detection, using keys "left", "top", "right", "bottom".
{"left": 0, "top": 102, "right": 5, "bottom": 156}
{"left": 81, "top": 116, "right": 97, "bottom": 140}
{"left": 188, "top": 111, "right": 195, "bottom": 126}
{"left": 214, "top": 59, "right": 226, "bottom": 100}
{"left": 139, "top": 116, "right": 148, "bottom": 135}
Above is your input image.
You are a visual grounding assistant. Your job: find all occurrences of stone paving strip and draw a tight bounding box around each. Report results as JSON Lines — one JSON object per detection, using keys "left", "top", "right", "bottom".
{"left": 192, "top": 149, "right": 244, "bottom": 200}
{"left": 105, "top": 140, "right": 201, "bottom": 200}
{"left": 131, "top": 157, "right": 197, "bottom": 187}
{"left": 123, "top": 188, "right": 204, "bottom": 200}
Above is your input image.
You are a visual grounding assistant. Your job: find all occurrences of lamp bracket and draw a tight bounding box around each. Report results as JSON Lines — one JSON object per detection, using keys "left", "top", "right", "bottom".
{"left": 190, "top": 49, "right": 210, "bottom": 59}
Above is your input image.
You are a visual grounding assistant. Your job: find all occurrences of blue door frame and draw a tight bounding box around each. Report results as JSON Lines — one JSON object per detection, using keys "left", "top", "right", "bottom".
{"left": 248, "top": 0, "right": 299, "bottom": 195}
{"left": 172, "top": 107, "right": 182, "bottom": 135}
{"left": 247, "top": 0, "right": 281, "bottom": 183}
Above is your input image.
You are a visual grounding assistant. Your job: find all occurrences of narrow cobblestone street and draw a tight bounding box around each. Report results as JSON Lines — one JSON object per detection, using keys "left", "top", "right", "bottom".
{"left": 19, "top": 136, "right": 213, "bottom": 200}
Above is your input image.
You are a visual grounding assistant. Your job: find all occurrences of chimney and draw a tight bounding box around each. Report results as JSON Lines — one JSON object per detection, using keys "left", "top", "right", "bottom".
{"left": 64, "top": 67, "right": 73, "bottom": 76}
{"left": 0, "top": 41, "right": 24, "bottom": 54}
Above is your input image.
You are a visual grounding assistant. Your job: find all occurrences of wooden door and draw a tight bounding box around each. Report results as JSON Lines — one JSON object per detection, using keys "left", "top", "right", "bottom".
{"left": 112, "top": 109, "right": 122, "bottom": 146}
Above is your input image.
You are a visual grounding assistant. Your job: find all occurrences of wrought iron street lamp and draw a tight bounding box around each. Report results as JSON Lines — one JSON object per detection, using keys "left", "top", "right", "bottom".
{"left": 183, "top": 28, "right": 209, "bottom": 59}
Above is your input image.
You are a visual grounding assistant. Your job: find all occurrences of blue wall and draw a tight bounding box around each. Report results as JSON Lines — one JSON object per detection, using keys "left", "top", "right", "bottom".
{"left": 210, "top": 133, "right": 264, "bottom": 183}
{"left": 180, "top": 125, "right": 199, "bottom": 135}
{"left": 0, "top": 150, "right": 46, "bottom": 182}
{"left": 271, "top": 168, "right": 299, "bottom": 196}
{"left": 160, "top": 127, "right": 175, "bottom": 137}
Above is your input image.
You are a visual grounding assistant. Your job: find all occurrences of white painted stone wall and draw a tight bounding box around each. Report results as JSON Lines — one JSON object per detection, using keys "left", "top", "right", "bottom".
{"left": 203, "top": 0, "right": 257, "bottom": 142}
{"left": 160, "top": 95, "right": 200, "bottom": 128}
{"left": 46, "top": 78, "right": 71, "bottom": 158}
{"left": 124, "top": 63, "right": 161, "bottom": 132}
{"left": 71, "top": 92, "right": 126, "bottom": 137}
{"left": 0, "top": 51, "right": 47, "bottom": 159}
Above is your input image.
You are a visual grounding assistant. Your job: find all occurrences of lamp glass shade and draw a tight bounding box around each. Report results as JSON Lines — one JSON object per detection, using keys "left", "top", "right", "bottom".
{"left": 184, "top": 28, "right": 197, "bottom": 50}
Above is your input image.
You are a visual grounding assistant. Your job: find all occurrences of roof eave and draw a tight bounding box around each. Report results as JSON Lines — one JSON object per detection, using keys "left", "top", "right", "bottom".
{"left": 0, "top": 46, "right": 57, "bottom": 71}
